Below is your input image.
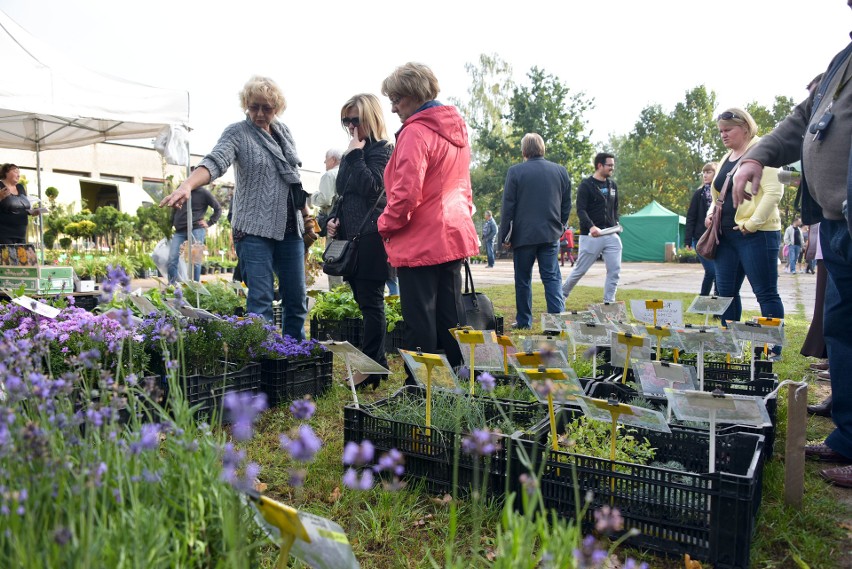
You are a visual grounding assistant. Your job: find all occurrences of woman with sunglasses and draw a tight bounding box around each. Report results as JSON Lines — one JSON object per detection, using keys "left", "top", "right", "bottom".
{"left": 326, "top": 94, "right": 393, "bottom": 390}
{"left": 160, "top": 76, "right": 310, "bottom": 339}
{"left": 708, "top": 108, "right": 784, "bottom": 334}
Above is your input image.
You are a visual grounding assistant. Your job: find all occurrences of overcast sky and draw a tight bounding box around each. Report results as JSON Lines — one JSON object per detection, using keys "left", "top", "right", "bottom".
{"left": 2, "top": 0, "right": 851, "bottom": 173}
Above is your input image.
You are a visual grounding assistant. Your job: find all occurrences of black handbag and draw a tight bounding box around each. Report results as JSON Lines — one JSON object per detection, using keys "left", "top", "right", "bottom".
{"left": 461, "top": 259, "right": 497, "bottom": 330}
{"left": 322, "top": 190, "right": 385, "bottom": 277}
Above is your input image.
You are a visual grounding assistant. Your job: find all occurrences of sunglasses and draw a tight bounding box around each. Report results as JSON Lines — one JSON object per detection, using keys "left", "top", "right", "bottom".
{"left": 248, "top": 104, "right": 275, "bottom": 114}
{"left": 341, "top": 116, "right": 361, "bottom": 127}
{"left": 717, "top": 111, "right": 742, "bottom": 121}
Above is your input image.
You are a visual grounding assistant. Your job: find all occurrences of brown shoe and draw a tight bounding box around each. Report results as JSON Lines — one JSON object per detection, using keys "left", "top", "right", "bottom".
{"left": 807, "top": 396, "right": 832, "bottom": 417}
{"left": 817, "top": 370, "right": 831, "bottom": 381}
{"left": 805, "top": 443, "right": 852, "bottom": 463}
{"left": 810, "top": 361, "right": 829, "bottom": 371}
{"left": 821, "top": 465, "right": 852, "bottom": 488}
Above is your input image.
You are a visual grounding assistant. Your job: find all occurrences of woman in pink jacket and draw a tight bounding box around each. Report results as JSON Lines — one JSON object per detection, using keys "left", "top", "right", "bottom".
{"left": 379, "top": 62, "right": 479, "bottom": 373}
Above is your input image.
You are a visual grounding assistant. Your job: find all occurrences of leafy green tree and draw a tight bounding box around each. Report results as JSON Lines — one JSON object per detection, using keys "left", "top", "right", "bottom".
{"left": 135, "top": 204, "right": 172, "bottom": 244}
{"left": 467, "top": 64, "right": 595, "bottom": 222}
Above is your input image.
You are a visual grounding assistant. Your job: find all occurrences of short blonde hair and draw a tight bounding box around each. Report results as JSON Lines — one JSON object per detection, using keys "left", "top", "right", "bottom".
{"left": 717, "top": 107, "right": 758, "bottom": 140}
{"left": 521, "top": 133, "right": 545, "bottom": 158}
{"left": 381, "top": 62, "right": 440, "bottom": 106}
{"left": 340, "top": 94, "right": 389, "bottom": 142}
{"left": 239, "top": 75, "right": 286, "bottom": 116}
{"left": 702, "top": 162, "right": 716, "bottom": 173}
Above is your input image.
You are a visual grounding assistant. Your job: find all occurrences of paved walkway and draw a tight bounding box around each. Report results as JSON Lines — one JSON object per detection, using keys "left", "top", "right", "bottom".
{"left": 133, "top": 259, "right": 817, "bottom": 320}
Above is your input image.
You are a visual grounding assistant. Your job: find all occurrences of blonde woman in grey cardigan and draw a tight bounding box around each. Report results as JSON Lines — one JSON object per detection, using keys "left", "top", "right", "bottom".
{"left": 161, "top": 75, "right": 309, "bottom": 339}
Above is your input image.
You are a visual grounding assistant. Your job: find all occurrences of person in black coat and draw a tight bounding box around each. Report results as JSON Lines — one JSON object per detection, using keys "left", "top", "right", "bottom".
{"left": 0, "top": 164, "right": 39, "bottom": 245}
{"left": 684, "top": 163, "right": 717, "bottom": 296}
{"left": 498, "top": 133, "right": 571, "bottom": 329}
{"left": 326, "top": 94, "right": 393, "bottom": 390}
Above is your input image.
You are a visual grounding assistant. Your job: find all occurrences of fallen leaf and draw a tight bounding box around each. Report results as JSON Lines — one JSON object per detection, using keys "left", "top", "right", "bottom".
{"left": 431, "top": 494, "right": 452, "bottom": 506}
{"left": 328, "top": 487, "right": 342, "bottom": 503}
{"left": 254, "top": 479, "right": 267, "bottom": 493}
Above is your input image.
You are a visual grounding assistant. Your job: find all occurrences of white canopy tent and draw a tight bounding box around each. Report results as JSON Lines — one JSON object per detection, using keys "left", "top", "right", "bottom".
{"left": 0, "top": 9, "right": 190, "bottom": 263}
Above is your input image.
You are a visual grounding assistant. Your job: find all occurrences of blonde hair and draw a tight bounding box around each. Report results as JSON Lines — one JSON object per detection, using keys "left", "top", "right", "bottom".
{"left": 239, "top": 75, "right": 286, "bottom": 116}
{"left": 702, "top": 162, "right": 716, "bottom": 173}
{"left": 381, "top": 62, "right": 440, "bottom": 105}
{"left": 521, "top": 133, "right": 545, "bottom": 158}
{"left": 340, "top": 94, "right": 389, "bottom": 141}
{"left": 717, "top": 107, "right": 758, "bottom": 140}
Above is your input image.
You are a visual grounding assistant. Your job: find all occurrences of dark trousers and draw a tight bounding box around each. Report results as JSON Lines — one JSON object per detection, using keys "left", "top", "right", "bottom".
{"left": 820, "top": 221, "right": 852, "bottom": 458}
{"left": 397, "top": 259, "right": 464, "bottom": 369}
{"left": 348, "top": 278, "right": 388, "bottom": 372}
{"left": 800, "top": 260, "right": 827, "bottom": 359}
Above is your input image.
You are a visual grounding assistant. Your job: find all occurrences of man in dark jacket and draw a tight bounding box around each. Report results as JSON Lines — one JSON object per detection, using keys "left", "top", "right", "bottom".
{"left": 168, "top": 185, "right": 221, "bottom": 284}
{"left": 482, "top": 210, "right": 498, "bottom": 267}
{"left": 731, "top": 2, "right": 852, "bottom": 487}
{"left": 684, "top": 163, "right": 717, "bottom": 296}
{"left": 498, "top": 133, "right": 571, "bottom": 329}
{"left": 562, "top": 152, "right": 621, "bottom": 302}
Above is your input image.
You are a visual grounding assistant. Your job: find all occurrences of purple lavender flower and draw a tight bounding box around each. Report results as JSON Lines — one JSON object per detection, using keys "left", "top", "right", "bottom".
{"left": 476, "top": 371, "right": 496, "bottom": 393}
{"left": 280, "top": 425, "right": 322, "bottom": 462}
{"left": 343, "top": 467, "right": 374, "bottom": 490}
{"left": 519, "top": 473, "right": 539, "bottom": 496}
{"left": 623, "top": 560, "right": 649, "bottom": 569}
{"left": 129, "top": 424, "right": 161, "bottom": 454}
{"left": 342, "top": 440, "right": 375, "bottom": 466}
{"left": 221, "top": 442, "right": 246, "bottom": 486}
{"left": 594, "top": 505, "right": 624, "bottom": 533}
{"left": 100, "top": 265, "right": 131, "bottom": 302}
{"left": 53, "top": 526, "right": 72, "bottom": 546}
{"left": 573, "top": 534, "right": 608, "bottom": 568}
{"left": 461, "top": 429, "right": 501, "bottom": 457}
{"left": 289, "top": 397, "right": 316, "bottom": 421}
{"left": 457, "top": 366, "right": 470, "bottom": 380}
{"left": 375, "top": 448, "right": 404, "bottom": 477}
{"left": 224, "top": 392, "right": 268, "bottom": 442}
{"left": 288, "top": 468, "right": 307, "bottom": 487}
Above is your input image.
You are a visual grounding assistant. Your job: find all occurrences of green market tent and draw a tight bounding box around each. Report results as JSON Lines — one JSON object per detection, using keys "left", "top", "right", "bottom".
{"left": 620, "top": 201, "right": 685, "bottom": 262}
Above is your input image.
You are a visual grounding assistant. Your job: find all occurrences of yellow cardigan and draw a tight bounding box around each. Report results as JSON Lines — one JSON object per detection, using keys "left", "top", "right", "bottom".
{"left": 710, "top": 136, "right": 783, "bottom": 232}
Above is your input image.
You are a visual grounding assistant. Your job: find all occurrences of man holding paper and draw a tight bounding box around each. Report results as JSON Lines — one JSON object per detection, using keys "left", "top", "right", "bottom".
{"left": 562, "top": 152, "right": 622, "bottom": 303}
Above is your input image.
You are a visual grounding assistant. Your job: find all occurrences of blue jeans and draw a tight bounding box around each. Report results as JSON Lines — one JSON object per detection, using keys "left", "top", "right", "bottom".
{"left": 235, "top": 233, "right": 306, "bottom": 340}
{"left": 168, "top": 227, "right": 206, "bottom": 284}
{"left": 787, "top": 244, "right": 802, "bottom": 273}
{"left": 692, "top": 238, "right": 716, "bottom": 296}
{"left": 714, "top": 228, "right": 783, "bottom": 324}
{"left": 484, "top": 239, "right": 495, "bottom": 267}
{"left": 512, "top": 241, "right": 563, "bottom": 328}
{"left": 820, "top": 220, "right": 852, "bottom": 458}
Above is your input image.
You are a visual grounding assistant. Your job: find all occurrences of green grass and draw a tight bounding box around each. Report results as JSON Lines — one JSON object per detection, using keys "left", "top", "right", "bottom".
{"left": 241, "top": 283, "right": 850, "bottom": 568}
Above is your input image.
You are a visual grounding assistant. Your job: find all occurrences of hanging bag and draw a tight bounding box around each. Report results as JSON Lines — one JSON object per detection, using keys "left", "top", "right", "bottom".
{"left": 322, "top": 190, "right": 385, "bottom": 277}
{"left": 460, "top": 258, "right": 497, "bottom": 330}
{"left": 696, "top": 164, "right": 738, "bottom": 260}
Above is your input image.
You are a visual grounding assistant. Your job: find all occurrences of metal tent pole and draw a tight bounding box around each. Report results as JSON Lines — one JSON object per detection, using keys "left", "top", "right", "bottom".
{"left": 35, "top": 119, "right": 44, "bottom": 264}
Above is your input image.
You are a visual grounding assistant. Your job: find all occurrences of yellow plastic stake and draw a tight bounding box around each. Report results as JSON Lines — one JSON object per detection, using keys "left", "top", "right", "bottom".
{"left": 514, "top": 351, "right": 544, "bottom": 368}
{"left": 757, "top": 317, "right": 782, "bottom": 359}
{"left": 454, "top": 329, "right": 486, "bottom": 394}
{"left": 587, "top": 398, "right": 636, "bottom": 499}
{"left": 645, "top": 299, "right": 664, "bottom": 327}
{"left": 524, "top": 367, "right": 567, "bottom": 452}
{"left": 645, "top": 325, "right": 671, "bottom": 362}
{"left": 495, "top": 334, "right": 515, "bottom": 374}
{"left": 673, "top": 348, "right": 679, "bottom": 363}
{"left": 410, "top": 352, "right": 444, "bottom": 430}
{"left": 251, "top": 494, "right": 310, "bottom": 567}
{"left": 617, "top": 332, "right": 646, "bottom": 384}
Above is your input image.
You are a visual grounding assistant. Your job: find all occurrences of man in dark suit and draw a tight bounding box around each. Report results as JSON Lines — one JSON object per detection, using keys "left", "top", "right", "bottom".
{"left": 498, "top": 133, "right": 571, "bottom": 329}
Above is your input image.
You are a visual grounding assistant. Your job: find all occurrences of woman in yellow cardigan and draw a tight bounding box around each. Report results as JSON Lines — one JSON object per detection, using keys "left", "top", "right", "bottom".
{"left": 707, "top": 107, "right": 784, "bottom": 332}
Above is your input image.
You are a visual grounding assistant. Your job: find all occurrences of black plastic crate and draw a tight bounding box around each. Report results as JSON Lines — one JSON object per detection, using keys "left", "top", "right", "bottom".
{"left": 343, "top": 385, "right": 544, "bottom": 496}
{"left": 309, "top": 317, "right": 363, "bottom": 347}
{"left": 586, "top": 372, "right": 779, "bottom": 460}
{"left": 259, "top": 351, "right": 333, "bottom": 407}
{"left": 679, "top": 355, "right": 773, "bottom": 377}
{"left": 516, "top": 407, "right": 764, "bottom": 569}
{"left": 73, "top": 293, "right": 100, "bottom": 312}
{"left": 385, "top": 323, "right": 406, "bottom": 354}
{"left": 183, "top": 362, "right": 261, "bottom": 419}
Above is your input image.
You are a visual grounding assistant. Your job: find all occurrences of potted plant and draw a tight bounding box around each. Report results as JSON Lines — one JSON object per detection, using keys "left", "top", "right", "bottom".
{"left": 255, "top": 336, "right": 331, "bottom": 407}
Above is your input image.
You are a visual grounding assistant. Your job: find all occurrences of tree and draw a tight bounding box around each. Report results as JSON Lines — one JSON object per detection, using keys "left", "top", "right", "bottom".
{"left": 608, "top": 86, "right": 724, "bottom": 217}
{"left": 467, "top": 64, "right": 595, "bottom": 221}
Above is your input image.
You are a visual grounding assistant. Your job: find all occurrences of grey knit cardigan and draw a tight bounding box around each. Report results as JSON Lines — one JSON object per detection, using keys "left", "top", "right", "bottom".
{"left": 199, "top": 117, "right": 302, "bottom": 240}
